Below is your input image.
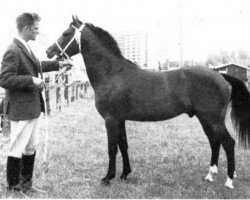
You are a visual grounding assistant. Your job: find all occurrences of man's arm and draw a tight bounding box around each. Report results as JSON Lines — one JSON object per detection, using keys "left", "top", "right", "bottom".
{"left": 41, "top": 60, "right": 73, "bottom": 73}
{"left": 41, "top": 60, "right": 60, "bottom": 73}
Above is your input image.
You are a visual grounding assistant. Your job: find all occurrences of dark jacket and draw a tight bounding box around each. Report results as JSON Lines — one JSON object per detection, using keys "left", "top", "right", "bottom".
{"left": 0, "top": 38, "right": 59, "bottom": 120}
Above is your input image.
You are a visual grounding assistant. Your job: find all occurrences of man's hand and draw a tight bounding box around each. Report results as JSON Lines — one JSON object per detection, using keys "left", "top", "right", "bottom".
{"left": 59, "top": 60, "right": 73, "bottom": 71}
{"left": 32, "top": 77, "right": 45, "bottom": 91}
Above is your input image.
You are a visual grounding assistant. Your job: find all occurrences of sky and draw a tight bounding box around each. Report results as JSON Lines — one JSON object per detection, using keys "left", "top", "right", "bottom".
{"left": 1, "top": 0, "right": 250, "bottom": 63}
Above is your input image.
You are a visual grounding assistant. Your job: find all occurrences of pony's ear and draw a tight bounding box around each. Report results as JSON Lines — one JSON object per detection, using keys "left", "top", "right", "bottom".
{"left": 72, "top": 15, "right": 76, "bottom": 23}
{"left": 75, "top": 15, "right": 83, "bottom": 24}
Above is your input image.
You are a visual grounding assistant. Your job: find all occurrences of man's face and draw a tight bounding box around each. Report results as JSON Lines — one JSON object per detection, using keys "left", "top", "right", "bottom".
{"left": 25, "top": 21, "right": 39, "bottom": 41}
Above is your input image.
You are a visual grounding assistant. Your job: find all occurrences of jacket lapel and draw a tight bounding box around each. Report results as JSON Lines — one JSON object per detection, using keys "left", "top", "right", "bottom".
{"left": 14, "top": 38, "right": 40, "bottom": 73}
{"left": 30, "top": 50, "right": 43, "bottom": 78}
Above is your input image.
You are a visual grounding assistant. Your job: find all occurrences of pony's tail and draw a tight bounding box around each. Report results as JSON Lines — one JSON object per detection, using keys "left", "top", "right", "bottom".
{"left": 222, "top": 74, "right": 250, "bottom": 149}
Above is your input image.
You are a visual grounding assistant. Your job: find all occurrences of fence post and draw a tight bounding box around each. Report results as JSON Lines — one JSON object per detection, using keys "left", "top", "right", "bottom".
{"left": 64, "top": 85, "right": 69, "bottom": 106}
{"left": 71, "top": 84, "right": 75, "bottom": 102}
{"left": 84, "top": 81, "right": 88, "bottom": 94}
{"left": 79, "top": 83, "right": 84, "bottom": 98}
{"left": 56, "top": 87, "right": 61, "bottom": 111}
{"left": 76, "top": 84, "right": 79, "bottom": 100}
{"left": 45, "top": 89, "right": 51, "bottom": 116}
{"left": 0, "top": 114, "right": 3, "bottom": 131}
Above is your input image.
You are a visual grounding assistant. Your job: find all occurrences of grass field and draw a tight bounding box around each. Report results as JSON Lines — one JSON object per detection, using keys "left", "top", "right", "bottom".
{"left": 0, "top": 93, "right": 249, "bottom": 198}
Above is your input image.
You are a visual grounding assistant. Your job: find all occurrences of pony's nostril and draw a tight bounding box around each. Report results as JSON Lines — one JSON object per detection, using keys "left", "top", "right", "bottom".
{"left": 46, "top": 50, "right": 53, "bottom": 58}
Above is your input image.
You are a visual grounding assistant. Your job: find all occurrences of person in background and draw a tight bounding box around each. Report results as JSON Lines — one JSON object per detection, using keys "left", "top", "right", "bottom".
{"left": 0, "top": 12, "right": 72, "bottom": 193}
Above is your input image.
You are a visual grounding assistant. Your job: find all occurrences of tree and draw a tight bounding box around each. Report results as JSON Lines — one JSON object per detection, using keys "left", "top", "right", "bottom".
{"left": 205, "top": 53, "right": 220, "bottom": 67}
{"left": 237, "top": 49, "right": 249, "bottom": 60}
{"left": 205, "top": 49, "right": 250, "bottom": 67}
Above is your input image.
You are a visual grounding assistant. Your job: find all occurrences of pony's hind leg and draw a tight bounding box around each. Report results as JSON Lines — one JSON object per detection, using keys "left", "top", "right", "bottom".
{"left": 220, "top": 130, "right": 236, "bottom": 189}
{"left": 198, "top": 118, "right": 220, "bottom": 182}
{"left": 209, "top": 124, "right": 235, "bottom": 189}
{"left": 198, "top": 116, "right": 236, "bottom": 189}
{"left": 118, "top": 120, "right": 131, "bottom": 180}
{"left": 205, "top": 139, "right": 221, "bottom": 182}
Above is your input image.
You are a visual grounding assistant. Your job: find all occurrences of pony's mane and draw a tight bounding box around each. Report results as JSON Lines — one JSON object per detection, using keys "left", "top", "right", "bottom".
{"left": 85, "top": 23, "right": 123, "bottom": 58}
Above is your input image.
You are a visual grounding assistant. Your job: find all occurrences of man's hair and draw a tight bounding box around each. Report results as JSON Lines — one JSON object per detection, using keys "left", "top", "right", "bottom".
{"left": 16, "top": 13, "right": 41, "bottom": 32}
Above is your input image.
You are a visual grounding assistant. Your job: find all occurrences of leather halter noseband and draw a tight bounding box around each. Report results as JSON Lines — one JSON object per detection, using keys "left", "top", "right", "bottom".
{"left": 55, "top": 24, "right": 85, "bottom": 59}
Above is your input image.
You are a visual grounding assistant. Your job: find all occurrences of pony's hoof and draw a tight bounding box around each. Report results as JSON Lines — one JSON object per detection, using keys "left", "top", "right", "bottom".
{"left": 120, "top": 174, "right": 126, "bottom": 180}
{"left": 101, "top": 179, "right": 110, "bottom": 186}
{"left": 120, "top": 173, "right": 129, "bottom": 180}
{"left": 210, "top": 165, "right": 218, "bottom": 174}
{"left": 205, "top": 173, "right": 213, "bottom": 182}
{"left": 120, "top": 169, "right": 131, "bottom": 180}
{"left": 205, "top": 165, "right": 218, "bottom": 182}
{"left": 225, "top": 177, "right": 234, "bottom": 189}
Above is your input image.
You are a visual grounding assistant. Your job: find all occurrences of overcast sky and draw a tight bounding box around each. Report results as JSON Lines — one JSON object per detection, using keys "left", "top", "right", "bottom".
{"left": 1, "top": 0, "right": 250, "bottom": 62}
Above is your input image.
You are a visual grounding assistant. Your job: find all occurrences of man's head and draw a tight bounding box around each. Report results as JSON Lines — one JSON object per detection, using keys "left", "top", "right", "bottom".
{"left": 16, "top": 13, "right": 41, "bottom": 42}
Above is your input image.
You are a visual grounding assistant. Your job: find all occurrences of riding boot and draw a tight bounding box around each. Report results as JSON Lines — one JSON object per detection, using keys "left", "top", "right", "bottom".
{"left": 6, "top": 156, "right": 22, "bottom": 191}
{"left": 20, "top": 152, "right": 36, "bottom": 192}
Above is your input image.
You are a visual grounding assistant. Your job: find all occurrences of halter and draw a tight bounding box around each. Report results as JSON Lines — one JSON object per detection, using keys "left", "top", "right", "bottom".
{"left": 55, "top": 23, "right": 85, "bottom": 59}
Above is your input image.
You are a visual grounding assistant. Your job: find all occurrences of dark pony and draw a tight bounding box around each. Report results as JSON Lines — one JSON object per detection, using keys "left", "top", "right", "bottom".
{"left": 46, "top": 16, "right": 250, "bottom": 189}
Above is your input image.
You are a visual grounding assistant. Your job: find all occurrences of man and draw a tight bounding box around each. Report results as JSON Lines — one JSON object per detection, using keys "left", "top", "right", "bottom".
{"left": 0, "top": 13, "right": 72, "bottom": 193}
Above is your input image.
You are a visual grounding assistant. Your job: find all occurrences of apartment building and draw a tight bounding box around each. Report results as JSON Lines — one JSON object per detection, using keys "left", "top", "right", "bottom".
{"left": 115, "top": 32, "right": 148, "bottom": 68}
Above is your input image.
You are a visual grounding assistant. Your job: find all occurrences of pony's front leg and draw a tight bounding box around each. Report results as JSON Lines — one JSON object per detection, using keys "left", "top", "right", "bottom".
{"left": 118, "top": 120, "right": 131, "bottom": 180}
{"left": 102, "top": 118, "right": 120, "bottom": 185}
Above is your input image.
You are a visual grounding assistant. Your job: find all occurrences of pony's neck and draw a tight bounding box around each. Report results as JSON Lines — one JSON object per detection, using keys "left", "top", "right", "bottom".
{"left": 81, "top": 41, "right": 125, "bottom": 88}
{"left": 80, "top": 26, "right": 138, "bottom": 88}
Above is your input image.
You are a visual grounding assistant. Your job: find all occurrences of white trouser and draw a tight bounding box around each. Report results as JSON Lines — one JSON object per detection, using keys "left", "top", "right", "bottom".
{"left": 8, "top": 116, "right": 40, "bottom": 158}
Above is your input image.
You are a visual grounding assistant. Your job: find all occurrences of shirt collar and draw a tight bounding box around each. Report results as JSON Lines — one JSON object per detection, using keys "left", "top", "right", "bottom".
{"left": 15, "top": 36, "right": 31, "bottom": 54}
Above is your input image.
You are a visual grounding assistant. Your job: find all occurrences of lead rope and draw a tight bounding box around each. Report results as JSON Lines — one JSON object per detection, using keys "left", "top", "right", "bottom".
{"left": 41, "top": 63, "right": 50, "bottom": 184}
{"left": 42, "top": 89, "right": 49, "bottom": 170}
{"left": 42, "top": 64, "right": 71, "bottom": 173}
{"left": 37, "top": 59, "right": 48, "bottom": 173}
{"left": 41, "top": 23, "right": 85, "bottom": 179}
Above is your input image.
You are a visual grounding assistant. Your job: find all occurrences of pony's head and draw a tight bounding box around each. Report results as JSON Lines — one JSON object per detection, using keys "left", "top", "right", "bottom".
{"left": 46, "top": 16, "right": 84, "bottom": 60}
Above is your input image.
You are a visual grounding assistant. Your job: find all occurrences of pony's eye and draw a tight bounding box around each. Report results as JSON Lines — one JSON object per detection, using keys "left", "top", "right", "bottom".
{"left": 62, "top": 31, "right": 71, "bottom": 37}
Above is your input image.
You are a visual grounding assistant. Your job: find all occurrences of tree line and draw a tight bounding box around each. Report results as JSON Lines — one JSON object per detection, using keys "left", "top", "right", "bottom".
{"left": 159, "top": 49, "right": 250, "bottom": 70}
